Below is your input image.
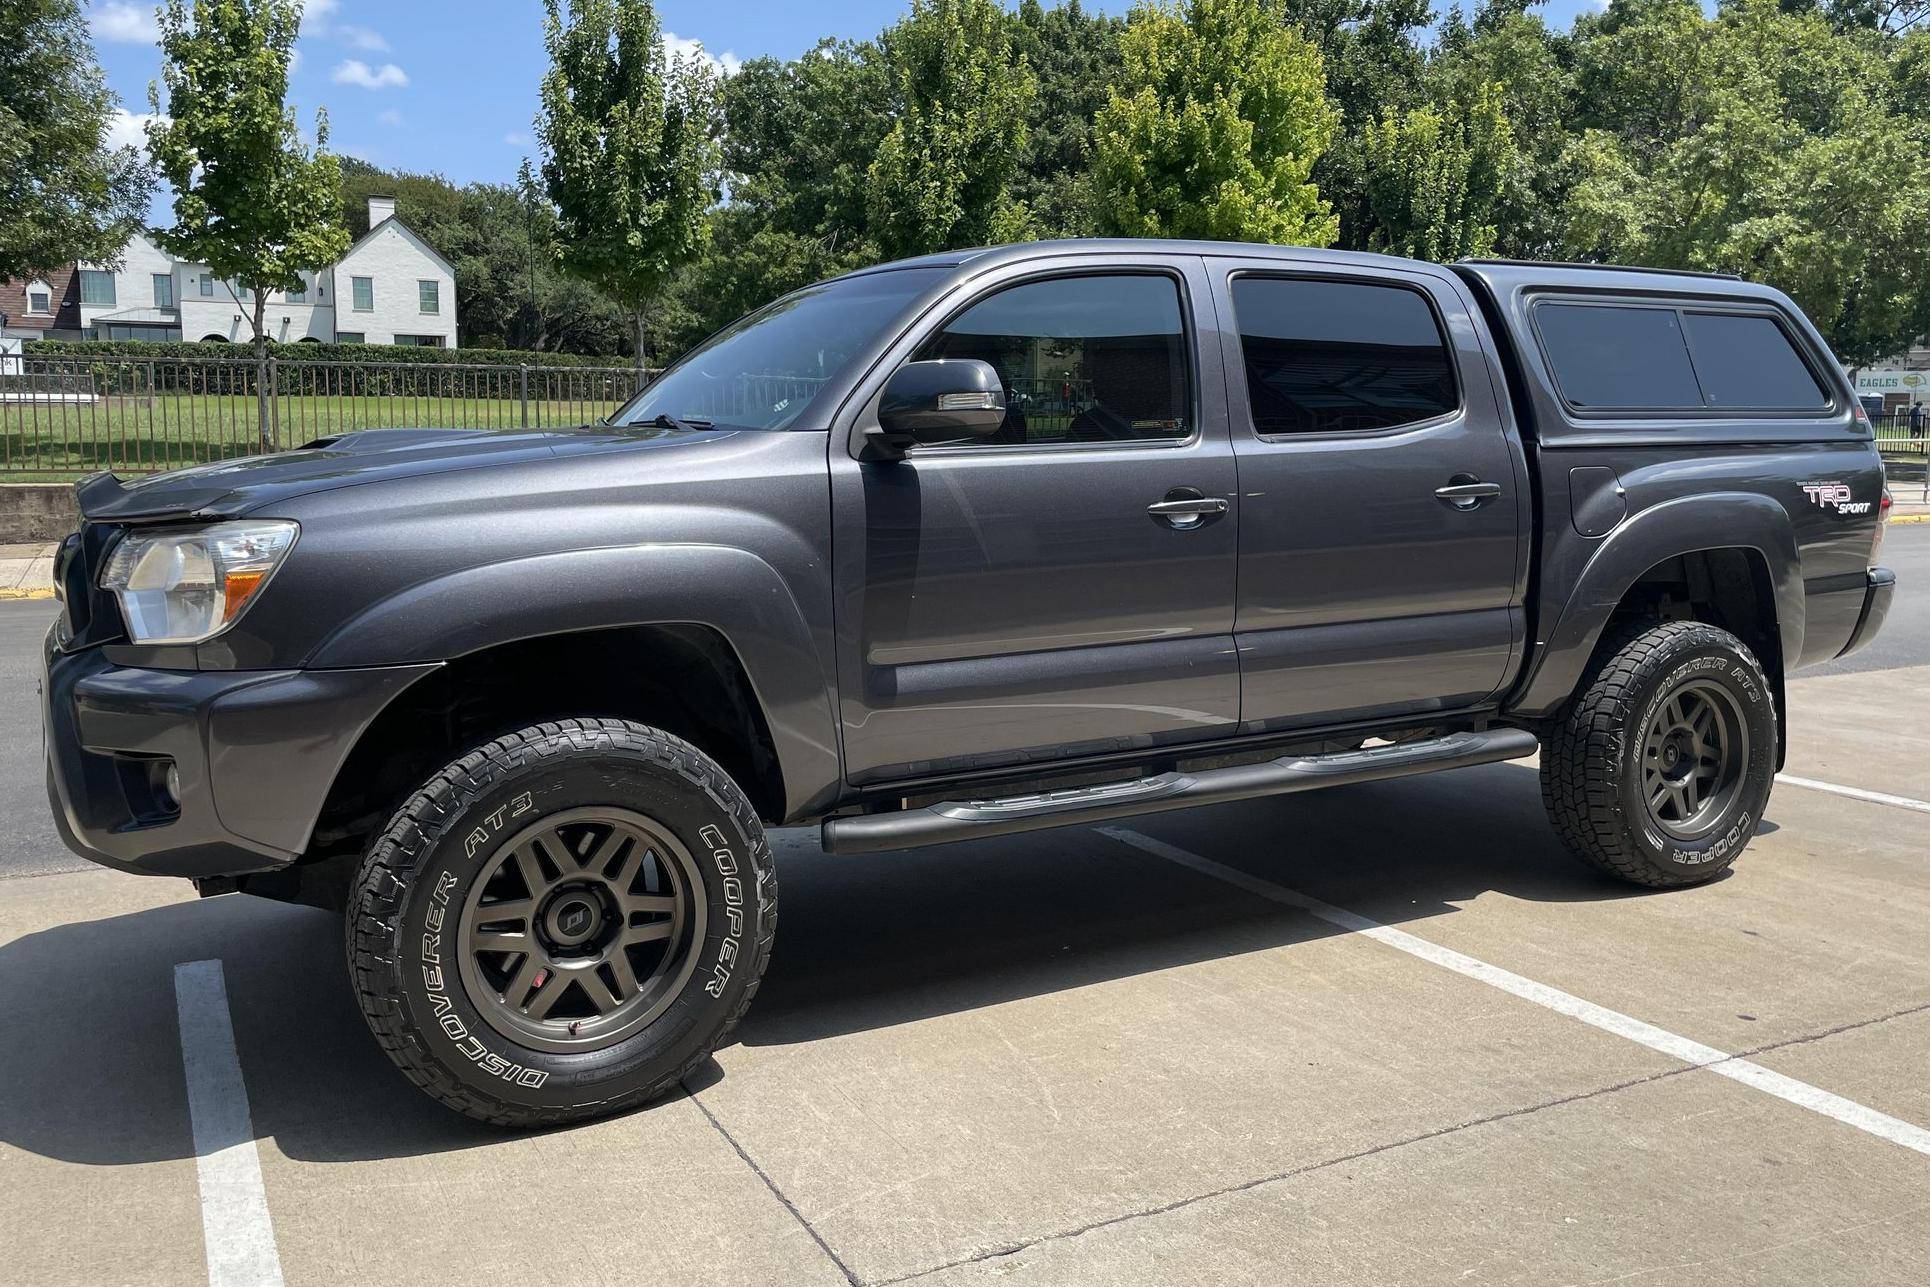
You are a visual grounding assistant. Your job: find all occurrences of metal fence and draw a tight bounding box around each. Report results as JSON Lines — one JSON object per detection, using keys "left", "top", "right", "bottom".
{"left": 1872, "top": 411, "right": 1929, "bottom": 501}
{"left": 0, "top": 353, "right": 648, "bottom": 478}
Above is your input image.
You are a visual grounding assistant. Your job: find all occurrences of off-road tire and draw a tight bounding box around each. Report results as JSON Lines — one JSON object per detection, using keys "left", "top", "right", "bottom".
{"left": 347, "top": 718, "right": 776, "bottom": 1127}
{"left": 1541, "top": 620, "right": 1776, "bottom": 888}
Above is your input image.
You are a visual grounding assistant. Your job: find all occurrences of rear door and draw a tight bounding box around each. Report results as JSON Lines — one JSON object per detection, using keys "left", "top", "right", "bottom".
{"left": 1208, "top": 257, "right": 1528, "bottom": 733}
{"left": 829, "top": 254, "right": 1240, "bottom": 784}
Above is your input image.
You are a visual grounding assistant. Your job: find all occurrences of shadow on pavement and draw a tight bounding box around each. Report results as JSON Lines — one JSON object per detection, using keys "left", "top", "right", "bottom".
{"left": 0, "top": 760, "right": 1685, "bottom": 1167}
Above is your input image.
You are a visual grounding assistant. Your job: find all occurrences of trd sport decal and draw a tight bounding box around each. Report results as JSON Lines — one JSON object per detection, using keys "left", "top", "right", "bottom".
{"left": 1802, "top": 482, "right": 1873, "bottom": 515}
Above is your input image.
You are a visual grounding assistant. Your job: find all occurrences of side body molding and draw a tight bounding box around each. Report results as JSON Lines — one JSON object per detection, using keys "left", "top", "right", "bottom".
{"left": 1507, "top": 492, "right": 1802, "bottom": 717}
{"left": 305, "top": 543, "right": 843, "bottom": 819}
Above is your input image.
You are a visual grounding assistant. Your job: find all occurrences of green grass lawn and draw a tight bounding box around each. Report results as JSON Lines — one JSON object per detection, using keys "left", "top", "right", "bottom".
{"left": 1, "top": 392, "right": 628, "bottom": 481}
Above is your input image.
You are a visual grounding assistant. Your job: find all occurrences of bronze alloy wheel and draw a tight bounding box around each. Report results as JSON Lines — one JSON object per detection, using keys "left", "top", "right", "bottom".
{"left": 1638, "top": 678, "right": 1750, "bottom": 841}
{"left": 456, "top": 806, "right": 706, "bottom": 1054}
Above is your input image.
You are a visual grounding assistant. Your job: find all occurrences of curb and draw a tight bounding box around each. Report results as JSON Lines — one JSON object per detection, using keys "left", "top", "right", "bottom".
{"left": 0, "top": 589, "right": 54, "bottom": 601}
{"left": 1891, "top": 513, "right": 1930, "bottom": 525}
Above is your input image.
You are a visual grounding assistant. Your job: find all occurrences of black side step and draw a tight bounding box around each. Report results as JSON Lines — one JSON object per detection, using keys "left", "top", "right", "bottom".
{"left": 821, "top": 727, "right": 1540, "bottom": 855}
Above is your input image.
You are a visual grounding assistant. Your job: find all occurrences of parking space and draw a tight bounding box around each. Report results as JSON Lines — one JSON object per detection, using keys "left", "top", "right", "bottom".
{"left": 4, "top": 565, "right": 1929, "bottom": 1285}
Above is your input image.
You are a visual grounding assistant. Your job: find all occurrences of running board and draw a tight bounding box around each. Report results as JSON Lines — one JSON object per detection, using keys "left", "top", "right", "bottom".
{"left": 821, "top": 727, "right": 1539, "bottom": 855}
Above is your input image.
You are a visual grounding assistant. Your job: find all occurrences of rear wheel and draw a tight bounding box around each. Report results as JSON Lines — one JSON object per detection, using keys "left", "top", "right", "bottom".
{"left": 347, "top": 718, "right": 776, "bottom": 1127}
{"left": 1541, "top": 620, "right": 1776, "bottom": 887}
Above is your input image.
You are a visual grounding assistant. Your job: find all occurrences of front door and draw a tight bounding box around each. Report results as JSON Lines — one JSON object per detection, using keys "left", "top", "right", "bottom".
{"left": 830, "top": 258, "right": 1240, "bottom": 784}
{"left": 1207, "top": 258, "right": 1528, "bottom": 733}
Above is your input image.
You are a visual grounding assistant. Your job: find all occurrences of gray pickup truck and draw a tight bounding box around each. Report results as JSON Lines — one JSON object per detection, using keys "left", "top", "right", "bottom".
{"left": 42, "top": 241, "right": 1894, "bottom": 1125}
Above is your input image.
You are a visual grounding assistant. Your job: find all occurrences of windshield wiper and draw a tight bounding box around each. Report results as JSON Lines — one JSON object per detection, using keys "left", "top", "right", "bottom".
{"left": 642, "top": 412, "right": 715, "bottom": 432}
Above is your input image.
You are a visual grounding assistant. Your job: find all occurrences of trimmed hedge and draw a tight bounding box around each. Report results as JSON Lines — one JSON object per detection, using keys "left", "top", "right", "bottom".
{"left": 25, "top": 338, "right": 631, "bottom": 369}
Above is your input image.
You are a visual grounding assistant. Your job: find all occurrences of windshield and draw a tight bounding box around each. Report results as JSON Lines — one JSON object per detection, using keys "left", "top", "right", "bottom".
{"left": 613, "top": 267, "right": 947, "bottom": 431}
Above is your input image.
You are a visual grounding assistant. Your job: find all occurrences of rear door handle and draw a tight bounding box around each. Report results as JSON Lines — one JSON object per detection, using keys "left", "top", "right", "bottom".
{"left": 1435, "top": 479, "right": 1503, "bottom": 509}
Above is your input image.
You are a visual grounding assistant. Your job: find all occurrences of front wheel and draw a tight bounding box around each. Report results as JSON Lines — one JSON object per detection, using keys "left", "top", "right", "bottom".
{"left": 347, "top": 718, "right": 776, "bottom": 1127}
{"left": 1541, "top": 620, "right": 1777, "bottom": 888}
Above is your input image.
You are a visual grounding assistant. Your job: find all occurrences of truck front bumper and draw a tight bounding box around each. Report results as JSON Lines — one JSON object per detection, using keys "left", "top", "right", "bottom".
{"left": 1835, "top": 566, "right": 1896, "bottom": 661}
{"left": 42, "top": 625, "right": 436, "bottom": 879}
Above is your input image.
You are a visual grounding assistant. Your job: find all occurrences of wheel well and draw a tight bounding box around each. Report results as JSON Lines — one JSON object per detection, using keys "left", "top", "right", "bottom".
{"left": 305, "top": 624, "right": 786, "bottom": 867}
{"left": 1604, "top": 547, "right": 1786, "bottom": 761}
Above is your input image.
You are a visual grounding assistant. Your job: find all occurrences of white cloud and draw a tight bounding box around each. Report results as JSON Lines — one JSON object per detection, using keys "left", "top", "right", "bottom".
{"left": 504, "top": 131, "right": 532, "bottom": 147}
{"left": 105, "top": 107, "right": 164, "bottom": 151}
{"left": 331, "top": 59, "right": 409, "bottom": 90}
{"left": 663, "top": 31, "right": 740, "bottom": 78}
{"left": 300, "top": 0, "right": 338, "bottom": 33}
{"left": 337, "top": 24, "right": 389, "bottom": 52}
{"left": 378, "top": 108, "right": 404, "bottom": 127}
{"left": 289, "top": 46, "right": 303, "bottom": 74}
{"left": 91, "top": 1, "right": 160, "bottom": 43}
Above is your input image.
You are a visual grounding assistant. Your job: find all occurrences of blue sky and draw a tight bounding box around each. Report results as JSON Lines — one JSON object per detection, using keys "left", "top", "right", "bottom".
{"left": 87, "top": 0, "right": 1605, "bottom": 215}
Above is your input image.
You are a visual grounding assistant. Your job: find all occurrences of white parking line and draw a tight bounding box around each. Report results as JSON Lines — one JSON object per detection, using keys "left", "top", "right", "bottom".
{"left": 1777, "top": 773, "right": 1930, "bottom": 816}
{"left": 1101, "top": 828, "right": 1930, "bottom": 1158}
{"left": 174, "top": 960, "right": 285, "bottom": 1287}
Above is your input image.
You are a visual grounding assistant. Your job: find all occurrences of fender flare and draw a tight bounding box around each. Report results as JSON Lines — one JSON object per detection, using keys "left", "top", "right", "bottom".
{"left": 306, "top": 543, "right": 842, "bottom": 818}
{"left": 1508, "top": 492, "right": 1802, "bottom": 717}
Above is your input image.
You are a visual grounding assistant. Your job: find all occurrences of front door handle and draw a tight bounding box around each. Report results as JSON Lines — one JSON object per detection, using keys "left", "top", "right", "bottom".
{"left": 1435, "top": 477, "right": 1503, "bottom": 509}
{"left": 1148, "top": 489, "right": 1229, "bottom": 528}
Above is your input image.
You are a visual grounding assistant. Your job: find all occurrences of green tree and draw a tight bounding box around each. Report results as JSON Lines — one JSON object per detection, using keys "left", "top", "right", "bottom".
{"left": 1562, "top": 0, "right": 1930, "bottom": 365}
{"left": 0, "top": 0, "right": 152, "bottom": 280}
{"left": 867, "top": 0, "right": 1038, "bottom": 259}
{"left": 1087, "top": 0, "right": 1339, "bottom": 244}
{"left": 538, "top": 0, "right": 722, "bottom": 372}
{"left": 147, "top": 0, "right": 347, "bottom": 447}
{"left": 1281, "top": 0, "right": 1433, "bottom": 249}
{"left": 1012, "top": 0, "right": 1127, "bottom": 236}
{"left": 1428, "top": 3, "right": 1577, "bottom": 259}
{"left": 1361, "top": 80, "right": 1518, "bottom": 260}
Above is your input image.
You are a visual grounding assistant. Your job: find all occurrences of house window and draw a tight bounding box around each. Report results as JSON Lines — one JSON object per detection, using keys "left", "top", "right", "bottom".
{"left": 79, "top": 270, "right": 116, "bottom": 306}
{"left": 286, "top": 278, "right": 307, "bottom": 303}
{"left": 335, "top": 332, "right": 365, "bottom": 344}
{"left": 352, "top": 277, "right": 374, "bottom": 311}
{"left": 394, "top": 334, "right": 445, "bottom": 347}
{"left": 26, "top": 284, "right": 51, "bottom": 314}
{"left": 153, "top": 274, "right": 174, "bottom": 308}
{"left": 199, "top": 275, "right": 213, "bottom": 297}
{"left": 418, "top": 280, "right": 439, "bottom": 314}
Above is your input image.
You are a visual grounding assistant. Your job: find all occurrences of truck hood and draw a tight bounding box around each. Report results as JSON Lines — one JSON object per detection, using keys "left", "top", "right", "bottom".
{"left": 74, "top": 422, "right": 731, "bottom": 523}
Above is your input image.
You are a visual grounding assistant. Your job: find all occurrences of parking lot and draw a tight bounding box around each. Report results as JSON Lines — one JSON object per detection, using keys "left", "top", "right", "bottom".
{"left": 4, "top": 526, "right": 1927, "bottom": 1287}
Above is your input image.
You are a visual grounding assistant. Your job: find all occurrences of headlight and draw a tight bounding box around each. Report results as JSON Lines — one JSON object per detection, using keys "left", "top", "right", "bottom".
{"left": 100, "top": 520, "right": 298, "bottom": 644}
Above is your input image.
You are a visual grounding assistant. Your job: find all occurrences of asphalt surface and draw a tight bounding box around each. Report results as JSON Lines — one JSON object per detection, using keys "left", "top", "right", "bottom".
{"left": 3, "top": 528, "right": 1926, "bottom": 1287}
{"left": 0, "top": 598, "right": 69, "bottom": 878}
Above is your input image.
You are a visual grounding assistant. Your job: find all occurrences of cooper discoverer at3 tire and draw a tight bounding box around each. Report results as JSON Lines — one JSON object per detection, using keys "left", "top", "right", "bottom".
{"left": 346, "top": 718, "right": 777, "bottom": 1127}
{"left": 1540, "top": 620, "right": 1777, "bottom": 889}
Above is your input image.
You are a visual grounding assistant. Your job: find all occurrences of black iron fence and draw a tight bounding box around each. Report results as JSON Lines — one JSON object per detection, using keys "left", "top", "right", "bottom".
{"left": 0, "top": 352, "right": 649, "bottom": 478}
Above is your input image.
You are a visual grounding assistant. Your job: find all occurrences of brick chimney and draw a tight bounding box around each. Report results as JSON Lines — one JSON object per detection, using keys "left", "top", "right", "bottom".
{"left": 368, "top": 195, "right": 397, "bottom": 227}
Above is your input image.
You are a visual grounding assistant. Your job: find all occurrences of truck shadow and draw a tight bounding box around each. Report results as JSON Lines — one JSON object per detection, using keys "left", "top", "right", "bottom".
{"left": 0, "top": 761, "right": 1708, "bottom": 1165}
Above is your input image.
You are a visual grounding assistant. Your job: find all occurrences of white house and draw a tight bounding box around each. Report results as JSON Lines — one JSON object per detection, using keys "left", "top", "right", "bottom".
{"left": 56, "top": 197, "right": 457, "bottom": 348}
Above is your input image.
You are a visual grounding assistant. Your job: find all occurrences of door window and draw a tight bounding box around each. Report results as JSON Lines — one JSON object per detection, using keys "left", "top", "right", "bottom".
{"left": 910, "top": 273, "right": 1192, "bottom": 446}
{"left": 1230, "top": 276, "right": 1457, "bottom": 435}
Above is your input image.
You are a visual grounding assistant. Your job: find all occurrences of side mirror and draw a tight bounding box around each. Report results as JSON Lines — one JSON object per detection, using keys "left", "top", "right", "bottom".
{"left": 867, "top": 359, "right": 1006, "bottom": 454}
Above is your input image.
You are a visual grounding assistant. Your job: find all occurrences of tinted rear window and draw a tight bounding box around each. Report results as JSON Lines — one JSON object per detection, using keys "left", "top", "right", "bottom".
{"left": 1535, "top": 304, "right": 1703, "bottom": 410}
{"left": 1231, "top": 277, "right": 1457, "bottom": 434}
{"left": 1683, "top": 312, "right": 1827, "bottom": 409}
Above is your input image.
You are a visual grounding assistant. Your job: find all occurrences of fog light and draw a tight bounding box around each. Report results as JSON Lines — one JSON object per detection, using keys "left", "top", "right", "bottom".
{"left": 150, "top": 759, "right": 182, "bottom": 810}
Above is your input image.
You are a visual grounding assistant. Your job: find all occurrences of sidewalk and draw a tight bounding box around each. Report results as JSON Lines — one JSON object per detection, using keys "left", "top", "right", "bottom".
{"left": 0, "top": 544, "right": 56, "bottom": 600}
